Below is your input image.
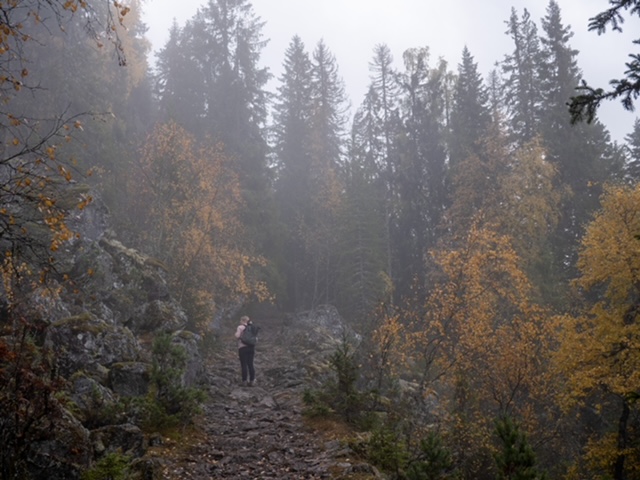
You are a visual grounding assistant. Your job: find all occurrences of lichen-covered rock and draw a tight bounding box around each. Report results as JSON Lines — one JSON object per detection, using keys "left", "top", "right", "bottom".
{"left": 108, "top": 361, "right": 151, "bottom": 397}
{"left": 48, "top": 313, "right": 141, "bottom": 378}
{"left": 90, "top": 423, "right": 146, "bottom": 459}
{"left": 26, "top": 408, "right": 91, "bottom": 480}
{"left": 127, "top": 300, "right": 188, "bottom": 334}
{"left": 3, "top": 192, "right": 210, "bottom": 477}
{"left": 171, "top": 330, "right": 204, "bottom": 387}
{"left": 295, "top": 304, "right": 359, "bottom": 349}
{"left": 70, "top": 375, "right": 120, "bottom": 428}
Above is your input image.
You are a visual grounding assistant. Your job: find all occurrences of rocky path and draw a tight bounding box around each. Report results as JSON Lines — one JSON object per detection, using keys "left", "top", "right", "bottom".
{"left": 147, "top": 321, "right": 380, "bottom": 480}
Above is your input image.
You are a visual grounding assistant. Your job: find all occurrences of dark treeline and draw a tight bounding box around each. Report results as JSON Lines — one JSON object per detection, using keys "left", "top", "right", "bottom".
{"left": 5, "top": 0, "right": 640, "bottom": 478}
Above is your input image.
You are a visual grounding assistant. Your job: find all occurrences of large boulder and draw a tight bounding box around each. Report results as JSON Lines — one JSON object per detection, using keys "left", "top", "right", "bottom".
{"left": 108, "top": 362, "right": 151, "bottom": 397}
{"left": 291, "top": 304, "right": 359, "bottom": 352}
{"left": 171, "top": 330, "right": 204, "bottom": 387}
{"left": 127, "top": 299, "right": 188, "bottom": 334}
{"left": 26, "top": 408, "right": 92, "bottom": 480}
{"left": 90, "top": 423, "right": 146, "bottom": 459}
{"left": 70, "top": 375, "right": 120, "bottom": 428}
{"left": 47, "top": 312, "right": 141, "bottom": 379}
{"left": 3, "top": 191, "right": 208, "bottom": 477}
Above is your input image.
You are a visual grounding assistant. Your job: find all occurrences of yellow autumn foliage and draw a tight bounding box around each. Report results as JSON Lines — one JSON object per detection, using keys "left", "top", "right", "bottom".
{"left": 405, "top": 222, "right": 555, "bottom": 470}
{"left": 130, "top": 121, "right": 268, "bottom": 329}
{"left": 553, "top": 182, "right": 640, "bottom": 479}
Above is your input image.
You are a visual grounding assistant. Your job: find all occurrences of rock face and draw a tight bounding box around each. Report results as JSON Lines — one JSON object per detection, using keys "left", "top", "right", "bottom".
{"left": 8, "top": 198, "right": 205, "bottom": 479}
{"left": 7, "top": 198, "right": 379, "bottom": 478}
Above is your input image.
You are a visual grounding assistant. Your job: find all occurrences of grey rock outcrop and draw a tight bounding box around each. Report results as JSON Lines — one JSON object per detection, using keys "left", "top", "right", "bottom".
{"left": 108, "top": 361, "right": 151, "bottom": 397}
{"left": 10, "top": 195, "right": 205, "bottom": 479}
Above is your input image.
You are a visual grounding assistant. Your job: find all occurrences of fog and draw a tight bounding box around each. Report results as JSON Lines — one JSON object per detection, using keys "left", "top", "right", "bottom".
{"left": 144, "top": 0, "right": 639, "bottom": 142}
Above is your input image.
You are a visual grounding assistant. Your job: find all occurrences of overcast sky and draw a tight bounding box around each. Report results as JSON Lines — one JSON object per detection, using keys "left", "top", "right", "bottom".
{"left": 142, "top": 0, "right": 639, "bottom": 143}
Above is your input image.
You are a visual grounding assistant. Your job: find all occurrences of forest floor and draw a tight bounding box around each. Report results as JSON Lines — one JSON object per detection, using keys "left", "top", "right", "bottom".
{"left": 143, "top": 318, "right": 382, "bottom": 479}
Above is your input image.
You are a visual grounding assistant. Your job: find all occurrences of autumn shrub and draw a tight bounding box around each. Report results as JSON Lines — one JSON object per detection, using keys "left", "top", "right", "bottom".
{"left": 0, "top": 316, "right": 66, "bottom": 479}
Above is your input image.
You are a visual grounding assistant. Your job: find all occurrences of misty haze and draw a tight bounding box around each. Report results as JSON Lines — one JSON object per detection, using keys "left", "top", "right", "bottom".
{"left": 1, "top": 1, "right": 640, "bottom": 479}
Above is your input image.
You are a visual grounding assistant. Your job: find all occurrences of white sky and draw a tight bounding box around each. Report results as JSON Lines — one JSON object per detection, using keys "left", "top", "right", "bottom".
{"left": 142, "top": 0, "right": 639, "bottom": 143}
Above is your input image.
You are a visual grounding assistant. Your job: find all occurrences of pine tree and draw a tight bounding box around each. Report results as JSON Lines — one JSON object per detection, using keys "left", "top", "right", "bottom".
{"left": 502, "top": 8, "right": 544, "bottom": 145}
{"left": 300, "top": 40, "right": 348, "bottom": 307}
{"left": 448, "top": 46, "right": 491, "bottom": 173}
{"left": 393, "top": 47, "right": 448, "bottom": 297}
{"left": 494, "top": 416, "right": 546, "bottom": 480}
{"left": 538, "top": 0, "right": 625, "bottom": 287}
{"left": 157, "top": 0, "right": 273, "bottom": 256}
{"left": 624, "top": 118, "right": 640, "bottom": 181}
{"left": 272, "top": 35, "right": 315, "bottom": 309}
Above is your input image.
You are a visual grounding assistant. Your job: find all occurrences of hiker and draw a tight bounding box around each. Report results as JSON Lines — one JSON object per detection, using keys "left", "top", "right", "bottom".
{"left": 235, "top": 315, "right": 256, "bottom": 386}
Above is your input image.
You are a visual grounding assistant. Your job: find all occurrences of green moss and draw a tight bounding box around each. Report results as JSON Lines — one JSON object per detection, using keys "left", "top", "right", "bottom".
{"left": 52, "top": 313, "right": 108, "bottom": 335}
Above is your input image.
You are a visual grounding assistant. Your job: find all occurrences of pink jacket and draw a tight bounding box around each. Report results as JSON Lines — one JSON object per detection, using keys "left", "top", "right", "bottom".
{"left": 235, "top": 323, "right": 249, "bottom": 348}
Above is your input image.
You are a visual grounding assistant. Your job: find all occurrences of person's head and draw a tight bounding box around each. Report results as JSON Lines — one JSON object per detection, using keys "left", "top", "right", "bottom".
{"left": 240, "top": 315, "right": 250, "bottom": 325}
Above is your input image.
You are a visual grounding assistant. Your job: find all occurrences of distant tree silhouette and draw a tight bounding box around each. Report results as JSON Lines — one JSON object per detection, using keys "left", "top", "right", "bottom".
{"left": 568, "top": 0, "right": 640, "bottom": 123}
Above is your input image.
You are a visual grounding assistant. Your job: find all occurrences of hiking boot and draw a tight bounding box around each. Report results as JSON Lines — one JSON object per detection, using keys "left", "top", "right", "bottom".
{"left": 241, "top": 380, "right": 248, "bottom": 387}
{"left": 248, "top": 380, "right": 255, "bottom": 387}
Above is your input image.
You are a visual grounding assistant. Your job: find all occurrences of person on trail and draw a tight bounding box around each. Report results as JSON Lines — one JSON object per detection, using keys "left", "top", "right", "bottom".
{"left": 235, "top": 315, "right": 256, "bottom": 386}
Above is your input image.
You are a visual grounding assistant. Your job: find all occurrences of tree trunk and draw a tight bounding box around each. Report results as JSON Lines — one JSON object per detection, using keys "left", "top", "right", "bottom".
{"left": 614, "top": 397, "right": 630, "bottom": 480}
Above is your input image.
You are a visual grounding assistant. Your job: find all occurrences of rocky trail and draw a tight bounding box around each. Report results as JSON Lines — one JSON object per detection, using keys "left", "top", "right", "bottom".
{"left": 145, "top": 316, "right": 380, "bottom": 480}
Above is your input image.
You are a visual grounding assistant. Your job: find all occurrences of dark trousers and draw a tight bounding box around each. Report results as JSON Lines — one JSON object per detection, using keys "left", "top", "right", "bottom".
{"left": 238, "top": 346, "right": 255, "bottom": 382}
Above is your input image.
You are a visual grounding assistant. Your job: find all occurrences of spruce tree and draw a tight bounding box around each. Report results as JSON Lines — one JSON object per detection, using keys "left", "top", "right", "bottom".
{"left": 164, "top": 0, "right": 273, "bottom": 261}
{"left": 303, "top": 40, "right": 348, "bottom": 307}
{"left": 155, "top": 21, "right": 207, "bottom": 136}
{"left": 494, "top": 416, "right": 546, "bottom": 480}
{"left": 367, "top": 44, "right": 402, "bottom": 289}
{"left": 538, "top": 0, "right": 625, "bottom": 287}
{"left": 625, "top": 118, "right": 640, "bottom": 182}
{"left": 272, "top": 35, "right": 315, "bottom": 309}
{"left": 502, "top": 8, "right": 544, "bottom": 145}
{"left": 338, "top": 90, "right": 392, "bottom": 321}
{"left": 448, "top": 46, "right": 491, "bottom": 174}
{"left": 393, "top": 48, "right": 448, "bottom": 298}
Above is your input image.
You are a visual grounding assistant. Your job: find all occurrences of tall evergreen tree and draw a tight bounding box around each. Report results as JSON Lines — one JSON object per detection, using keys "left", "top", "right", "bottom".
{"left": 625, "top": 118, "right": 640, "bottom": 182}
{"left": 502, "top": 7, "right": 544, "bottom": 145}
{"left": 272, "top": 35, "right": 314, "bottom": 309}
{"left": 367, "top": 44, "right": 402, "bottom": 290}
{"left": 538, "top": 0, "right": 625, "bottom": 287}
{"left": 309, "top": 40, "right": 347, "bottom": 172}
{"left": 337, "top": 119, "right": 390, "bottom": 322}
{"left": 448, "top": 46, "right": 491, "bottom": 172}
{"left": 394, "top": 48, "right": 448, "bottom": 298}
{"left": 301, "top": 40, "right": 348, "bottom": 307}
{"left": 368, "top": 44, "right": 401, "bottom": 179}
{"left": 338, "top": 87, "right": 394, "bottom": 321}
{"left": 157, "top": 0, "right": 273, "bottom": 256}
{"left": 155, "top": 21, "right": 207, "bottom": 136}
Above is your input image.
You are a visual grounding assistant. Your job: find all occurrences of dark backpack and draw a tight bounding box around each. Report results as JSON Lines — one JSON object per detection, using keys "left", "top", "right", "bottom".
{"left": 240, "top": 323, "right": 259, "bottom": 346}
